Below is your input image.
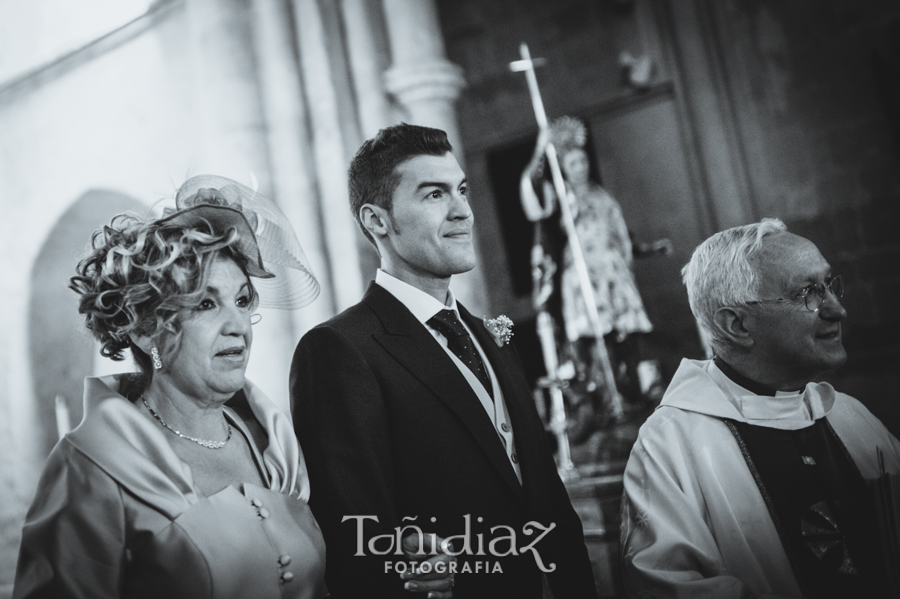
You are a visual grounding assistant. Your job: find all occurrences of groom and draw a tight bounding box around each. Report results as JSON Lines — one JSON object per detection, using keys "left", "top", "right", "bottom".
{"left": 290, "top": 123, "right": 596, "bottom": 599}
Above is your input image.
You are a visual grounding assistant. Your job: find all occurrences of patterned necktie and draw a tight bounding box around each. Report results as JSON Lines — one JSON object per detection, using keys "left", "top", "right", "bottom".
{"left": 427, "top": 309, "right": 494, "bottom": 400}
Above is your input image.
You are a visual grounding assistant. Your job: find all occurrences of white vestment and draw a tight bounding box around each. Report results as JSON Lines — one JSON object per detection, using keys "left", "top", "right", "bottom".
{"left": 620, "top": 358, "right": 900, "bottom": 599}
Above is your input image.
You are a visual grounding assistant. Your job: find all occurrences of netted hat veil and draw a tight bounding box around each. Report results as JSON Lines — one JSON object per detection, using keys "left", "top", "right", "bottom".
{"left": 159, "top": 175, "right": 319, "bottom": 310}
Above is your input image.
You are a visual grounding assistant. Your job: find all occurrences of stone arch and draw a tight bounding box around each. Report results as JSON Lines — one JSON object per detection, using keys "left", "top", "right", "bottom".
{"left": 28, "top": 189, "right": 145, "bottom": 456}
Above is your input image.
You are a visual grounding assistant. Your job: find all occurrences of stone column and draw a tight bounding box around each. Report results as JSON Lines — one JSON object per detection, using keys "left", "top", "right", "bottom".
{"left": 185, "top": 0, "right": 271, "bottom": 184}
{"left": 339, "top": 0, "right": 393, "bottom": 279}
{"left": 381, "top": 0, "right": 489, "bottom": 315}
{"left": 381, "top": 0, "right": 466, "bottom": 150}
{"left": 340, "top": 0, "right": 392, "bottom": 139}
{"left": 248, "top": 0, "right": 335, "bottom": 329}
{"left": 291, "top": 0, "right": 365, "bottom": 312}
{"left": 185, "top": 0, "right": 296, "bottom": 410}
{"left": 665, "top": 0, "right": 754, "bottom": 230}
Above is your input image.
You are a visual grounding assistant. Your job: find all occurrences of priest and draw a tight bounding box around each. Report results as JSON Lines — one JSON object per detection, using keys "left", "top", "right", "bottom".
{"left": 620, "top": 218, "right": 899, "bottom": 598}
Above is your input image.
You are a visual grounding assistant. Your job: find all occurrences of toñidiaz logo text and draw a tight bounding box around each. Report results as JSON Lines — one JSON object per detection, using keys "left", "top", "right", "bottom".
{"left": 342, "top": 514, "right": 558, "bottom": 574}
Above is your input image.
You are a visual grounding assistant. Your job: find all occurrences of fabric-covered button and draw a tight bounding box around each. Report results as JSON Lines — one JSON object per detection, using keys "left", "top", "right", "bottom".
{"left": 501, "top": 423, "right": 510, "bottom": 432}
{"left": 251, "top": 498, "right": 263, "bottom": 507}
{"left": 511, "top": 452, "right": 518, "bottom": 464}
{"left": 281, "top": 571, "right": 294, "bottom": 583}
{"left": 279, "top": 554, "right": 292, "bottom": 566}
{"left": 258, "top": 507, "right": 271, "bottom": 519}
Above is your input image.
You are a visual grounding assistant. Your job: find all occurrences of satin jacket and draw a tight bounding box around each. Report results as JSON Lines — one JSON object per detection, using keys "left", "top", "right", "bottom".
{"left": 13, "top": 375, "right": 327, "bottom": 599}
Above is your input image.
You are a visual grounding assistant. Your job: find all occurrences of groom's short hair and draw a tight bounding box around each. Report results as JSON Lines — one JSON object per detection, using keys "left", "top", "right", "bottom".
{"left": 348, "top": 123, "right": 452, "bottom": 245}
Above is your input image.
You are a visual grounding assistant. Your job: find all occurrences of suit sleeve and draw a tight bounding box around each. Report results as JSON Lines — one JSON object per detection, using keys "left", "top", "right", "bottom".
{"left": 290, "top": 325, "right": 405, "bottom": 599}
{"left": 14, "top": 442, "right": 126, "bottom": 599}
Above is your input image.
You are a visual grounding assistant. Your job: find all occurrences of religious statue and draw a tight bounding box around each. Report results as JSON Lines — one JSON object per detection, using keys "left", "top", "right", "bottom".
{"left": 520, "top": 116, "right": 671, "bottom": 432}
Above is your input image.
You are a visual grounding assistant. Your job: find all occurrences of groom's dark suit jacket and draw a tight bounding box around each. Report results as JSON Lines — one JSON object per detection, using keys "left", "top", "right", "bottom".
{"left": 290, "top": 283, "right": 597, "bottom": 599}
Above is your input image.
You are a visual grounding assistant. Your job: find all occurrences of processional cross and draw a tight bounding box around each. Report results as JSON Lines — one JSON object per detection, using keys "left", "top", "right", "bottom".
{"left": 510, "top": 44, "right": 625, "bottom": 472}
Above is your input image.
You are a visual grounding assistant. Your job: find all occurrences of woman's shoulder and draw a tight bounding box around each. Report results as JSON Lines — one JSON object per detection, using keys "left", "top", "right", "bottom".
{"left": 71, "top": 376, "right": 146, "bottom": 438}
{"left": 26, "top": 435, "right": 121, "bottom": 518}
{"left": 63, "top": 377, "right": 199, "bottom": 511}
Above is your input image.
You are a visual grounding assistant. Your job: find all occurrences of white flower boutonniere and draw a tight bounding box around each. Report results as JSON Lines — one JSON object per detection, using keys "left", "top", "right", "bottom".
{"left": 483, "top": 315, "right": 514, "bottom": 347}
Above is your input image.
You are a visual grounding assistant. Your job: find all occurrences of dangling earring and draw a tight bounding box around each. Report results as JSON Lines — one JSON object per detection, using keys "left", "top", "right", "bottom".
{"left": 250, "top": 313, "right": 262, "bottom": 325}
{"left": 151, "top": 347, "right": 162, "bottom": 370}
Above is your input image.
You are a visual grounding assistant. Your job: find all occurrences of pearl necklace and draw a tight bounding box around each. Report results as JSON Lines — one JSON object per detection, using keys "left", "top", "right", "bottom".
{"left": 142, "top": 397, "right": 232, "bottom": 449}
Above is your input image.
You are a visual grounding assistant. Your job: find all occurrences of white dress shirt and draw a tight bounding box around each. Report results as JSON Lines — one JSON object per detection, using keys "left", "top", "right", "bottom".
{"left": 375, "top": 269, "right": 522, "bottom": 483}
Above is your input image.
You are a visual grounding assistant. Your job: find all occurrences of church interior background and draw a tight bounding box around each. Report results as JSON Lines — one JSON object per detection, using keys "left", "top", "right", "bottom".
{"left": 1, "top": 0, "right": 898, "bottom": 596}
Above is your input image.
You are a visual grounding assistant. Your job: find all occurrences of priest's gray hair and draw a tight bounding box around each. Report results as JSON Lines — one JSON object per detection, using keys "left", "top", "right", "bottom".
{"left": 681, "top": 218, "right": 788, "bottom": 353}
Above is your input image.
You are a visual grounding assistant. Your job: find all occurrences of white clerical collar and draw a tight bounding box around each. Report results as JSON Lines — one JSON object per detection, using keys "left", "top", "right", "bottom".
{"left": 708, "top": 361, "right": 835, "bottom": 430}
{"left": 375, "top": 269, "right": 459, "bottom": 324}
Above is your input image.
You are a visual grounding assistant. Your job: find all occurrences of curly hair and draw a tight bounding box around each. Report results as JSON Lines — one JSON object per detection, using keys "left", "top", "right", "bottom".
{"left": 70, "top": 212, "right": 259, "bottom": 379}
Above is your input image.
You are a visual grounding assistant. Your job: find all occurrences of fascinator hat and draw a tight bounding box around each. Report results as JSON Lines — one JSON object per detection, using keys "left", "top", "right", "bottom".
{"left": 158, "top": 175, "right": 319, "bottom": 309}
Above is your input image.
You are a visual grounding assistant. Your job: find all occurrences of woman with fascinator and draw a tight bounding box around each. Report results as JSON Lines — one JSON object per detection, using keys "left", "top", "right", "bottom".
{"left": 520, "top": 117, "right": 672, "bottom": 426}
{"left": 12, "top": 176, "right": 454, "bottom": 599}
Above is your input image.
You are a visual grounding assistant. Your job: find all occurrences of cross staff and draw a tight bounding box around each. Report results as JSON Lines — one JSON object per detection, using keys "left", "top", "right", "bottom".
{"left": 511, "top": 43, "right": 625, "bottom": 421}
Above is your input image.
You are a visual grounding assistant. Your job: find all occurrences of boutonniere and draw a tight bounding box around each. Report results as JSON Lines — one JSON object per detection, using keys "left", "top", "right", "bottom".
{"left": 483, "top": 315, "right": 514, "bottom": 347}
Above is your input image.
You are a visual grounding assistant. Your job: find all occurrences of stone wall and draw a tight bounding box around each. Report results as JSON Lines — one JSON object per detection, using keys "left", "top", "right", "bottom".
{"left": 707, "top": 0, "right": 900, "bottom": 432}
{"left": 437, "top": 0, "right": 900, "bottom": 433}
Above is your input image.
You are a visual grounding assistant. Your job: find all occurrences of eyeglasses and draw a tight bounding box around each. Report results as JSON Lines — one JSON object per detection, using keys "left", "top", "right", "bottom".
{"left": 746, "top": 275, "right": 844, "bottom": 312}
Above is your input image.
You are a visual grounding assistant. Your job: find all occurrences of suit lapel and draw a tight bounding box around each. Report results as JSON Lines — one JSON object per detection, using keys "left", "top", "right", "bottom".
{"left": 362, "top": 284, "right": 524, "bottom": 503}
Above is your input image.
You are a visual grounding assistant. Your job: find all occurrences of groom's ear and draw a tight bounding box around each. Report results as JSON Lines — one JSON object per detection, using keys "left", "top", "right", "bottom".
{"left": 360, "top": 204, "right": 390, "bottom": 239}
